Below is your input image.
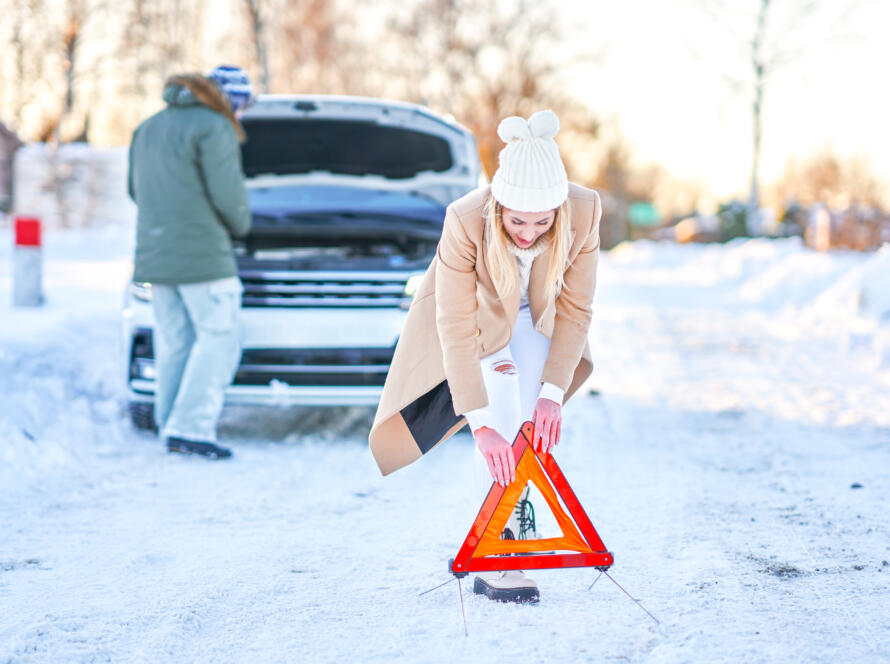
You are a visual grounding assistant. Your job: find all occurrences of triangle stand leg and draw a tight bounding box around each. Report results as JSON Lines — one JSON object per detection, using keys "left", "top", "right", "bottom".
{"left": 602, "top": 570, "right": 661, "bottom": 625}
{"left": 457, "top": 576, "right": 468, "bottom": 636}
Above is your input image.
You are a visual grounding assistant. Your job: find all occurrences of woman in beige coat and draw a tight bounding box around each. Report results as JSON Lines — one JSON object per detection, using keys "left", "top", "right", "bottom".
{"left": 369, "top": 110, "right": 601, "bottom": 602}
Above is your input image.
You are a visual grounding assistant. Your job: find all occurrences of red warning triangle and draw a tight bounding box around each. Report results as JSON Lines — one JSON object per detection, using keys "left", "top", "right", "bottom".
{"left": 450, "top": 421, "right": 613, "bottom": 574}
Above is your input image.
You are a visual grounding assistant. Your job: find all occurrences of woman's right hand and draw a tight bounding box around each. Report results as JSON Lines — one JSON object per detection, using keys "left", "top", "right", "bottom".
{"left": 474, "top": 427, "right": 516, "bottom": 486}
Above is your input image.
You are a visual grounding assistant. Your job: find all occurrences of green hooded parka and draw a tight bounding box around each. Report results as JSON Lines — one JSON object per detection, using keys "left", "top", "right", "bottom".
{"left": 128, "top": 83, "right": 251, "bottom": 284}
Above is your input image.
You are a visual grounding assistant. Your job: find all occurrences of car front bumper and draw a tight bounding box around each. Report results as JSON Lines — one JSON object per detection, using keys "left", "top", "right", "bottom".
{"left": 127, "top": 379, "right": 383, "bottom": 407}
{"left": 122, "top": 295, "right": 403, "bottom": 408}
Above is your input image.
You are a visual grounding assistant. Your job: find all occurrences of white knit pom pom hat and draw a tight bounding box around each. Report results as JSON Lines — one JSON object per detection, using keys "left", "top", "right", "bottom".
{"left": 490, "top": 109, "right": 569, "bottom": 212}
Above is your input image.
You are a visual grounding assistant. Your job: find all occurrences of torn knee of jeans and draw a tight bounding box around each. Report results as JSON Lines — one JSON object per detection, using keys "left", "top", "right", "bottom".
{"left": 491, "top": 360, "right": 517, "bottom": 375}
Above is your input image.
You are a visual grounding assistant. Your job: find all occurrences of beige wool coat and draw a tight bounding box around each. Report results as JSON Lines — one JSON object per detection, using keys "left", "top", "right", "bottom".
{"left": 369, "top": 183, "right": 602, "bottom": 475}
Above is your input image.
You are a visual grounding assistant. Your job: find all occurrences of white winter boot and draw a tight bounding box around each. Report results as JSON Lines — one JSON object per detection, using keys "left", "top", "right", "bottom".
{"left": 473, "top": 570, "right": 540, "bottom": 603}
{"left": 472, "top": 486, "right": 542, "bottom": 603}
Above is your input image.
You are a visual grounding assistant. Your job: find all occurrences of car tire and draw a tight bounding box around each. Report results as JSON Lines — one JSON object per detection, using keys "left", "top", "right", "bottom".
{"left": 128, "top": 401, "right": 157, "bottom": 433}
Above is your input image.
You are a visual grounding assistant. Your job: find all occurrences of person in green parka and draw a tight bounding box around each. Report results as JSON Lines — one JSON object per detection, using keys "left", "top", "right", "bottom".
{"left": 128, "top": 72, "right": 251, "bottom": 459}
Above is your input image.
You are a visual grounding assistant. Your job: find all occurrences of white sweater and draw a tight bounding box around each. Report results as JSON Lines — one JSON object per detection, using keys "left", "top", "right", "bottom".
{"left": 510, "top": 238, "right": 550, "bottom": 309}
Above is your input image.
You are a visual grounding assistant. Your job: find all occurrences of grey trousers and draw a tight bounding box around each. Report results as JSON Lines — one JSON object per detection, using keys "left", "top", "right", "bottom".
{"left": 151, "top": 277, "right": 243, "bottom": 442}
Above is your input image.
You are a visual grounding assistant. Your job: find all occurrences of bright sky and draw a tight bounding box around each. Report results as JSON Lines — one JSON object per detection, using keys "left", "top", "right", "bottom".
{"left": 562, "top": 0, "right": 889, "bottom": 200}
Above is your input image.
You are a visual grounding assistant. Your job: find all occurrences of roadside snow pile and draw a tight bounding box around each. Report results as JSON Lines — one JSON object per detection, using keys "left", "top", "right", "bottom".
{"left": 603, "top": 237, "right": 889, "bottom": 345}
{"left": 0, "top": 226, "right": 135, "bottom": 493}
{"left": 805, "top": 244, "right": 890, "bottom": 367}
{"left": 735, "top": 242, "right": 863, "bottom": 312}
{"left": 0, "top": 318, "right": 129, "bottom": 493}
{"left": 809, "top": 243, "right": 890, "bottom": 322}
{"left": 604, "top": 237, "right": 866, "bottom": 311}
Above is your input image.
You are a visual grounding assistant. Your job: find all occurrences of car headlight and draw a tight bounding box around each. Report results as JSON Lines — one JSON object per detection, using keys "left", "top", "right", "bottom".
{"left": 403, "top": 274, "right": 424, "bottom": 297}
{"left": 129, "top": 281, "right": 153, "bottom": 302}
{"left": 131, "top": 358, "right": 156, "bottom": 380}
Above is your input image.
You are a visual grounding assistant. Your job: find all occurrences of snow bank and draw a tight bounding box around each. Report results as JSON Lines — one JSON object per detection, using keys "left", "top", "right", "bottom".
{"left": 605, "top": 237, "right": 864, "bottom": 308}
{"left": 806, "top": 245, "right": 890, "bottom": 367}
{"left": 810, "top": 244, "right": 890, "bottom": 322}
{"left": 602, "top": 238, "right": 890, "bottom": 363}
{"left": 1, "top": 226, "right": 135, "bottom": 493}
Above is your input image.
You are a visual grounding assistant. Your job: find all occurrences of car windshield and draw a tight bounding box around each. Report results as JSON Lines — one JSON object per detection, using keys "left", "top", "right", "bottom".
{"left": 240, "top": 119, "right": 454, "bottom": 179}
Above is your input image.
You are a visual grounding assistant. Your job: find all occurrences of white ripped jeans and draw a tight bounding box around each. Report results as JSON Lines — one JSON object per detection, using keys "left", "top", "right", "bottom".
{"left": 465, "top": 307, "right": 563, "bottom": 500}
{"left": 464, "top": 307, "right": 551, "bottom": 440}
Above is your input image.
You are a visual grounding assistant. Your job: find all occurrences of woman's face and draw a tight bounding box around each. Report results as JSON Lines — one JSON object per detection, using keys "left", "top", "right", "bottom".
{"left": 502, "top": 208, "right": 556, "bottom": 248}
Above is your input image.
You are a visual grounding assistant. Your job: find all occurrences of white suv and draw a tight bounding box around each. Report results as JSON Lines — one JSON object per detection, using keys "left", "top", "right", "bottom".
{"left": 122, "top": 95, "right": 481, "bottom": 429}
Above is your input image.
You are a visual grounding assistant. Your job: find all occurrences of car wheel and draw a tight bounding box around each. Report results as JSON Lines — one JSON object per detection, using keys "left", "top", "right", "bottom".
{"left": 128, "top": 401, "right": 157, "bottom": 433}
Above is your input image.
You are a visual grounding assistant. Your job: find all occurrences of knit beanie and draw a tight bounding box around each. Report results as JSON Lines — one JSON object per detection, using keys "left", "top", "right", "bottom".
{"left": 490, "top": 110, "right": 569, "bottom": 212}
{"left": 208, "top": 64, "right": 253, "bottom": 112}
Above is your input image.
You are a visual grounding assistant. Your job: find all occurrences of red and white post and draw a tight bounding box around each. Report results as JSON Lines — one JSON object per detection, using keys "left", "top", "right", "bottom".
{"left": 13, "top": 216, "right": 43, "bottom": 307}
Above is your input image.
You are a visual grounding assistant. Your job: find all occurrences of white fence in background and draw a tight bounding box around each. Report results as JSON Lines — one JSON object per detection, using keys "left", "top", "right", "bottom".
{"left": 12, "top": 143, "right": 135, "bottom": 229}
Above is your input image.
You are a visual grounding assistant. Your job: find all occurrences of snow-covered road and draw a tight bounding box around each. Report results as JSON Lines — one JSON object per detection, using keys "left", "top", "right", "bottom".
{"left": 2, "top": 231, "right": 888, "bottom": 663}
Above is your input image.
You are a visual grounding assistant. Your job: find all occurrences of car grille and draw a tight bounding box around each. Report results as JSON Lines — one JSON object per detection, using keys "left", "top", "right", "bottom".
{"left": 234, "top": 348, "right": 392, "bottom": 386}
{"left": 238, "top": 270, "right": 413, "bottom": 308}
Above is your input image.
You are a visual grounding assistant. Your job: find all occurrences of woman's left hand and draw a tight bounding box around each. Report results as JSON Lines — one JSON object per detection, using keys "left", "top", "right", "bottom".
{"left": 533, "top": 397, "right": 561, "bottom": 453}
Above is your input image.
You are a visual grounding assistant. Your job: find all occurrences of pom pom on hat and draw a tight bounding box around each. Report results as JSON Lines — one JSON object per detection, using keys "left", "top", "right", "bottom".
{"left": 490, "top": 110, "right": 568, "bottom": 212}
{"left": 497, "top": 116, "right": 532, "bottom": 142}
{"left": 527, "top": 109, "right": 559, "bottom": 139}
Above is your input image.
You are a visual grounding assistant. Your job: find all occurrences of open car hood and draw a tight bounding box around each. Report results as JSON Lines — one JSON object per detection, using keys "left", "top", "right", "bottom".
{"left": 247, "top": 185, "right": 445, "bottom": 238}
{"left": 238, "top": 184, "right": 445, "bottom": 270}
{"left": 239, "top": 95, "right": 481, "bottom": 207}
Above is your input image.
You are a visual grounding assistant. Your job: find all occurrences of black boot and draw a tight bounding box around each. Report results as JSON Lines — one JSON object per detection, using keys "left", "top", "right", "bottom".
{"left": 166, "top": 437, "right": 232, "bottom": 459}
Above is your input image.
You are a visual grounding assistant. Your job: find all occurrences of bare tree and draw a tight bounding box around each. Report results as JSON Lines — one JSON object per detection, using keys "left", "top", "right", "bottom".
{"left": 274, "top": 0, "right": 360, "bottom": 94}
{"left": 591, "top": 139, "right": 635, "bottom": 248}
{"left": 2, "top": 0, "right": 606, "bottom": 176}
{"left": 694, "top": 0, "right": 863, "bottom": 208}
{"left": 5, "top": 0, "right": 118, "bottom": 224}
{"left": 748, "top": 0, "right": 768, "bottom": 209}
{"left": 242, "top": 0, "right": 270, "bottom": 93}
{"left": 53, "top": 0, "right": 85, "bottom": 145}
{"left": 2, "top": 0, "right": 123, "bottom": 143}
{"left": 115, "top": 0, "right": 210, "bottom": 139}
{"left": 384, "top": 0, "right": 597, "bottom": 178}
{"left": 119, "top": 0, "right": 206, "bottom": 87}
{"left": 222, "top": 0, "right": 360, "bottom": 96}
{"left": 772, "top": 151, "right": 886, "bottom": 209}
{"left": 5, "top": 0, "right": 31, "bottom": 130}
{"left": 0, "top": 0, "right": 55, "bottom": 134}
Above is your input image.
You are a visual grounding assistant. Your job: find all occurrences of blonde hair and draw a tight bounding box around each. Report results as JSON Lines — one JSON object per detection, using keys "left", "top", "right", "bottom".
{"left": 165, "top": 73, "right": 246, "bottom": 143}
{"left": 484, "top": 195, "right": 572, "bottom": 301}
